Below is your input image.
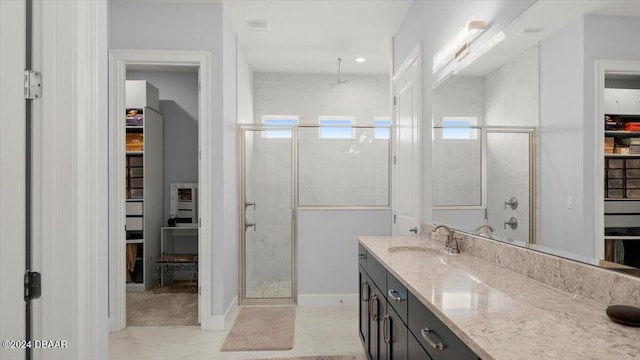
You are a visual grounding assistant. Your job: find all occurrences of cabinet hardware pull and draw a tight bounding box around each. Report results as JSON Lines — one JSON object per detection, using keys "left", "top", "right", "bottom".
{"left": 370, "top": 294, "right": 379, "bottom": 321}
{"left": 361, "top": 282, "right": 368, "bottom": 302}
{"left": 382, "top": 314, "right": 391, "bottom": 344}
{"left": 368, "top": 294, "right": 374, "bottom": 320}
{"left": 387, "top": 289, "right": 404, "bottom": 302}
{"left": 420, "top": 327, "right": 444, "bottom": 351}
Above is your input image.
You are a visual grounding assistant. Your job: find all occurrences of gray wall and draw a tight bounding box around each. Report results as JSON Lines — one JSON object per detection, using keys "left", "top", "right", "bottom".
{"left": 126, "top": 70, "right": 199, "bottom": 229}
{"left": 393, "top": 0, "right": 536, "bottom": 224}
{"left": 110, "top": 0, "right": 238, "bottom": 319}
{"left": 297, "top": 209, "right": 391, "bottom": 295}
{"left": 539, "top": 17, "right": 585, "bottom": 255}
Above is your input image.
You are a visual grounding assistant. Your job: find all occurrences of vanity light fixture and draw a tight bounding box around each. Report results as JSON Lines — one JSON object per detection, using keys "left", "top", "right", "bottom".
{"left": 355, "top": 57, "right": 366, "bottom": 63}
{"left": 432, "top": 19, "right": 486, "bottom": 74}
{"left": 454, "top": 30, "right": 505, "bottom": 74}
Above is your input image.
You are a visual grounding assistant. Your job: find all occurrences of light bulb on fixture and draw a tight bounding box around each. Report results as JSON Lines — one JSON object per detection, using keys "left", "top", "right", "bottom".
{"left": 355, "top": 57, "right": 366, "bottom": 63}
{"left": 432, "top": 19, "right": 486, "bottom": 73}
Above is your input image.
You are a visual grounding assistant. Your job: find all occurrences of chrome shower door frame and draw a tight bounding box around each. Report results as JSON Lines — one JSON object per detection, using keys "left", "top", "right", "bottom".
{"left": 237, "top": 124, "right": 298, "bottom": 305}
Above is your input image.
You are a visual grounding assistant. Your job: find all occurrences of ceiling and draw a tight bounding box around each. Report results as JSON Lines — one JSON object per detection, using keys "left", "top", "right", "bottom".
{"left": 222, "top": 0, "right": 413, "bottom": 75}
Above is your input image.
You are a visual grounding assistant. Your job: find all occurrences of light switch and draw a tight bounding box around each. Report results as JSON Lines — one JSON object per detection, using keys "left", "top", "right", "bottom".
{"left": 567, "top": 196, "right": 574, "bottom": 209}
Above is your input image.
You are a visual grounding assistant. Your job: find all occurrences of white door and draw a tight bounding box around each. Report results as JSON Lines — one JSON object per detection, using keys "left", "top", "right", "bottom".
{"left": 392, "top": 45, "right": 422, "bottom": 235}
{"left": 0, "top": 1, "right": 27, "bottom": 359}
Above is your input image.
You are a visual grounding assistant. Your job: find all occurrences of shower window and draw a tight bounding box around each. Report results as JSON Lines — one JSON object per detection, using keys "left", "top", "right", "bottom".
{"left": 262, "top": 115, "right": 299, "bottom": 139}
{"left": 374, "top": 117, "right": 391, "bottom": 139}
{"left": 441, "top": 117, "right": 477, "bottom": 140}
{"left": 318, "top": 117, "right": 355, "bottom": 139}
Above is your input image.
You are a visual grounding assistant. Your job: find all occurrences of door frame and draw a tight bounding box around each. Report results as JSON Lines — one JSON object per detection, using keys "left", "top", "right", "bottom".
{"left": 594, "top": 60, "right": 640, "bottom": 261}
{"left": 391, "top": 42, "right": 423, "bottom": 235}
{"left": 109, "top": 50, "right": 212, "bottom": 331}
{"left": 0, "top": 1, "right": 27, "bottom": 358}
{"left": 236, "top": 124, "right": 298, "bottom": 305}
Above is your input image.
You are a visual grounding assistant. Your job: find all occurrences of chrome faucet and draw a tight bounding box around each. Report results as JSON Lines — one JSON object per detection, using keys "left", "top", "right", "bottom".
{"left": 432, "top": 225, "right": 460, "bottom": 253}
{"left": 474, "top": 224, "right": 494, "bottom": 236}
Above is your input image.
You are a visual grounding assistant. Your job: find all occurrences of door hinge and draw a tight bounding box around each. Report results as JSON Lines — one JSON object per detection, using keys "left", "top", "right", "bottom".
{"left": 24, "top": 271, "right": 41, "bottom": 300}
{"left": 393, "top": 155, "right": 397, "bottom": 165}
{"left": 393, "top": 96, "right": 397, "bottom": 106}
{"left": 24, "top": 70, "right": 42, "bottom": 100}
{"left": 393, "top": 214, "right": 397, "bottom": 224}
{"left": 198, "top": 217, "right": 201, "bottom": 228}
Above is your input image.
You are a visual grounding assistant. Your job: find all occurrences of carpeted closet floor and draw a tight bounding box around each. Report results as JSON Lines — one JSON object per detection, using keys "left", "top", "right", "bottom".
{"left": 127, "top": 288, "right": 198, "bottom": 327}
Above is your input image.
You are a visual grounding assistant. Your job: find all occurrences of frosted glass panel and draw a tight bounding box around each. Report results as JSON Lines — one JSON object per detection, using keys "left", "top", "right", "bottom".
{"left": 298, "top": 126, "right": 389, "bottom": 206}
{"left": 244, "top": 128, "right": 293, "bottom": 299}
{"left": 432, "top": 127, "right": 483, "bottom": 206}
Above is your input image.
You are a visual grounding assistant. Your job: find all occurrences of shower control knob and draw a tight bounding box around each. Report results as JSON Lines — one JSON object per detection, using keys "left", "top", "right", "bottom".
{"left": 504, "top": 217, "right": 518, "bottom": 230}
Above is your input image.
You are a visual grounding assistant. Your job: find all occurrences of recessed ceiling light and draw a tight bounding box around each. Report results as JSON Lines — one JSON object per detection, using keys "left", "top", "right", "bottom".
{"left": 247, "top": 20, "right": 270, "bottom": 32}
{"left": 355, "top": 57, "right": 366, "bottom": 63}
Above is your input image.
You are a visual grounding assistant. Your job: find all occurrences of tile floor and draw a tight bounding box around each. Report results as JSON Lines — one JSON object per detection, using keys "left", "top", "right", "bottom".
{"left": 246, "top": 280, "right": 292, "bottom": 299}
{"left": 109, "top": 306, "right": 367, "bottom": 360}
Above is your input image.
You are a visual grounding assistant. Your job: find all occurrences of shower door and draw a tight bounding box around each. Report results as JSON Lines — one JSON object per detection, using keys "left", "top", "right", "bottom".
{"left": 239, "top": 126, "right": 296, "bottom": 304}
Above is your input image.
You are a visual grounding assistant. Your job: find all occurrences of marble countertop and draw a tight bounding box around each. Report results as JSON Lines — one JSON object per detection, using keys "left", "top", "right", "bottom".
{"left": 358, "top": 236, "right": 640, "bottom": 360}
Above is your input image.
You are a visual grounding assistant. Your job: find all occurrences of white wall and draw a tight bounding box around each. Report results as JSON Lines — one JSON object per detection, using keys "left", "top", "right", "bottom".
{"left": 393, "top": 0, "right": 536, "bottom": 223}
{"left": 110, "top": 0, "right": 237, "bottom": 322}
{"left": 237, "top": 46, "right": 254, "bottom": 124}
{"left": 253, "top": 73, "right": 389, "bottom": 125}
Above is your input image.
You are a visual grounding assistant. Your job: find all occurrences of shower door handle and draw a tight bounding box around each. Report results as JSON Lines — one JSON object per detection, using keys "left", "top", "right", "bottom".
{"left": 245, "top": 222, "right": 256, "bottom": 232}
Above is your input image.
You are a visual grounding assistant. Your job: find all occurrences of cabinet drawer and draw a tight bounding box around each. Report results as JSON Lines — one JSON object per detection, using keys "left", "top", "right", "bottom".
{"left": 408, "top": 292, "right": 477, "bottom": 360}
{"left": 408, "top": 332, "right": 432, "bottom": 360}
{"left": 358, "top": 244, "right": 367, "bottom": 269}
{"left": 387, "top": 271, "right": 408, "bottom": 324}
{"left": 126, "top": 202, "right": 143, "bottom": 216}
{"left": 366, "top": 254, "right": 387, "bottom": 294}
{"left": 125, "top": 216, "right": 143, "bottom": 231}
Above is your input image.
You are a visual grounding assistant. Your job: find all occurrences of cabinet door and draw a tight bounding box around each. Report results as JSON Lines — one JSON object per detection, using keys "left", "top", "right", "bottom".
{"left": 369, "top": 284, "right": 387, "bottom": 360}
{"left": 619, "top": 89, "right": 640, "bottom": 115}
{"left": 359, "top": 267, "right": 370, "bottom": 351}
{"left": 604, "top": 88, "right": 621, "bottom": 114}
{"left": 385, "top": 302, "right": 408, "bottom": 360}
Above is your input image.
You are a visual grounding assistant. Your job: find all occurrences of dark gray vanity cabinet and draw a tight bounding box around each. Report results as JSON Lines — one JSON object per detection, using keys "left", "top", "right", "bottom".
{"left": 407, "top": 290, "right": 478, "bottom": 360}
{"left": 358, "top": 247, "right": 480, "bottom": 360}
{"left": 359, "top": 266, "right": 370, "bottom": 351}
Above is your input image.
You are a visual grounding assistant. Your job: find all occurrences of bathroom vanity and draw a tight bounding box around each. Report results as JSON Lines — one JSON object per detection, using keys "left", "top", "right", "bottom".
{"left": 357, "top": 234, "right": 640, "bottom": 360}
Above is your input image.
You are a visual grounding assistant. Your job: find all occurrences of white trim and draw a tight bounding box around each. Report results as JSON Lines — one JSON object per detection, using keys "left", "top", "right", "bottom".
{"left": 108, "top": 50, "right": 213, "bottom": 331}
{"left": 209, "top": 295, "right": 239, "bottom": 330}
{"left": 392, "top": 42, "right": 423, "bottom": 235}
{"left": 594, "top": 60, "right": 640, "bottom": 261}
{"left": 297, "top": 294, "right": 359, "bottom": 307}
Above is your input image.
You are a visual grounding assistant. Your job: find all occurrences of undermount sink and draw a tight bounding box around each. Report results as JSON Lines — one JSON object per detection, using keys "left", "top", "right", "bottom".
{"left": 387, "top": 246, "right": 444, "bottom": 256}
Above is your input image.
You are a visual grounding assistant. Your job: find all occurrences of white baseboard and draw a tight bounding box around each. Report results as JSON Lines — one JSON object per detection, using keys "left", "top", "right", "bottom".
{"left": 297, "top": 293, "right": 358, "bottom": 307}
{"left": 204, "top": 296, "right": 238, "bottom": 331}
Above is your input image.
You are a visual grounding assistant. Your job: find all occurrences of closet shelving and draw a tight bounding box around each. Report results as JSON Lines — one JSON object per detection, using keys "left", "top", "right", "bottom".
{"left": 125, "top": 80, "right": 164, "bottom": 291}
{"left": 603, "top": 87, "right": 640, "bottom": 268}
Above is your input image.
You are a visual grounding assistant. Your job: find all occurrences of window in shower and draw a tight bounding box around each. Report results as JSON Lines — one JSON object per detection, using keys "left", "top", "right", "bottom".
{"left": 262, "top": 115, "right": 298, "bottom": 139}
{"left": 374, "top": 117, "right": 391, "bottom": 139}
{"left": 319, "top": 116, "right": 355, "bottom": 139}
{"left": 441, "top": 117, "right": 477, "bottom": 140}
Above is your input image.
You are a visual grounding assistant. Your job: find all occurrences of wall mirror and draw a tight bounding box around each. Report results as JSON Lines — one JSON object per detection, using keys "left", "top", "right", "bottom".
{"left": 430, "top": 0, "right": 640, "bottom": 277}
{"left": 169, "top": 182, "right": 198, "bottom": 227}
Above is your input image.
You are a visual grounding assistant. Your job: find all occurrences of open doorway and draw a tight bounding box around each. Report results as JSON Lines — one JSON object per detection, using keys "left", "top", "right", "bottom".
{"left": 109, "top": 50, "right": 212, "bottom": 331}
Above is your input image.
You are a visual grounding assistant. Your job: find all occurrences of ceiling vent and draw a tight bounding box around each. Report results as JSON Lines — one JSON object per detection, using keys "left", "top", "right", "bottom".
{"left": 247, "top": 20, "right": 271, "bottom": 32}
{"left": 516, "top": 28, "right": 544, "bottom": 39}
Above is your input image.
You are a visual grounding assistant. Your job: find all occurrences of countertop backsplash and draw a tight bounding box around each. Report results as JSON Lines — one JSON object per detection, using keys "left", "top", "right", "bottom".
{"left": 421, "top": 223, "right": 640, "bottom": 307}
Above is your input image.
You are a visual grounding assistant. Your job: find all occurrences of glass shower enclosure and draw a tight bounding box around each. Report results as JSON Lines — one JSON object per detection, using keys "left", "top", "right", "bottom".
{"left": 238, "top": 125, "right": 296, "bottom": 304}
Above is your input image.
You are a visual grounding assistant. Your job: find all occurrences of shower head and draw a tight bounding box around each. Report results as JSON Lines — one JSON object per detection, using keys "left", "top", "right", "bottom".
{"left": 331, "top": 58, "right": 350, "bottom": 86}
